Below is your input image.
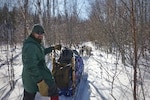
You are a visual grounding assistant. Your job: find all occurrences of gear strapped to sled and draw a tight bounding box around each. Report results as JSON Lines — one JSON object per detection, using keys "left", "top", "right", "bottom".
{"left": 52, "top": 48, "right": 84, "bottom": 97}
{"left": 52, "top": 48, "right": 76, "bottom": 96}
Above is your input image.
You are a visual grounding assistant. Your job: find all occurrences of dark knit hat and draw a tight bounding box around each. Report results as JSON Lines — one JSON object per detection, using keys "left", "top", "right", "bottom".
{"left": 31, "top": 24, "right": 45, "bottom": 34}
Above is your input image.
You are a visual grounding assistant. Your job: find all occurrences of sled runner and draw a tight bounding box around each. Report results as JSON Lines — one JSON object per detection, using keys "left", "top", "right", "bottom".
{"left": 52, "top": 48, "right": 84, "bottom": 97}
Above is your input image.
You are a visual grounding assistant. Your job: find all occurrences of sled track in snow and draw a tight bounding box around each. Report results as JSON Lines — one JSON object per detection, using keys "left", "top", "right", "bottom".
{"left": 74, "top": 73, "right": 88, "bottom": 100}
{"left": 91, "top": 56, "right": 113, "bottom": 77}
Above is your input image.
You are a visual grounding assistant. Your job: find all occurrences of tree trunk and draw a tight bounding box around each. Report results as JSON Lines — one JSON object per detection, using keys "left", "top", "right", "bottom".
{"left": 130, "top": 0, "right": 138, "bottom": 100}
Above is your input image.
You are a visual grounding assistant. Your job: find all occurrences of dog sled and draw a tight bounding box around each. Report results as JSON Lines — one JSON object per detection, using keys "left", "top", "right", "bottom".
{"left": 52, "top": 47, "right": 84, "bottom": 97}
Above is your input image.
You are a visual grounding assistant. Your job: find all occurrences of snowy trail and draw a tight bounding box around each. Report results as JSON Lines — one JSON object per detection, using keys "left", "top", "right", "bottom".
{"left": 74, "top": 73, "right": 89, "bottom": 100}
{"left": 2, "top": 42, "right": 150, "bottom": 100}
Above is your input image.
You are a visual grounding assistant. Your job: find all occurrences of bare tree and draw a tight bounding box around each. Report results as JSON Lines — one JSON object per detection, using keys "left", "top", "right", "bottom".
{"left": 17, "top": 0, "right": 29, "bottom": 38}
{"left": 130, "top": 0, "right": 137, "bottom": 99}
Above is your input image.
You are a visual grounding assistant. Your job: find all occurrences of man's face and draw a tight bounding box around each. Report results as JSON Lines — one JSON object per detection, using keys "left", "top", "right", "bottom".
{"left": 33, "top": 32, "right": 44, "bottom": 40}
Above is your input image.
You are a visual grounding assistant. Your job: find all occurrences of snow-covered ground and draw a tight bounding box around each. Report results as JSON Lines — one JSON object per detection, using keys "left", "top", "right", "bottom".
{"left": 0, "top": 42, "right": 150, "bottom": 100}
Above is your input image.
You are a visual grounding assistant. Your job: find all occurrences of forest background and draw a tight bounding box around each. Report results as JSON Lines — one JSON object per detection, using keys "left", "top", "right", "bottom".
{"left": 0, "top": 0, "right": 150, "bottom": 100}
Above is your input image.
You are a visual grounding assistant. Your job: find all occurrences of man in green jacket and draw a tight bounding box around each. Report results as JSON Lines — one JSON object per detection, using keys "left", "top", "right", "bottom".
{"left": 22, "top": 24, "right": 61, "bottom": 100}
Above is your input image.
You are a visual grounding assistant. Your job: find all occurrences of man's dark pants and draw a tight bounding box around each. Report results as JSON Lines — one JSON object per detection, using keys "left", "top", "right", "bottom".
{"left": 23, "top": 89, "right": 36, "bottom": 100}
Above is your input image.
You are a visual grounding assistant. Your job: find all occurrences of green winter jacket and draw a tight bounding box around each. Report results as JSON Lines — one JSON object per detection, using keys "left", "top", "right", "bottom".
{"left": 22, "top": 36, "right": 54, "bottom": 93}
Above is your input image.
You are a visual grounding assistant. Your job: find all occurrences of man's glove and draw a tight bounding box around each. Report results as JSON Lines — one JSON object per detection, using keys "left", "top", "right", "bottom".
{"left": 37, "top": 80, "right": 49, "bottom": 96}
{"left": 54, "top": 44, "right": 61, "bottom": 50}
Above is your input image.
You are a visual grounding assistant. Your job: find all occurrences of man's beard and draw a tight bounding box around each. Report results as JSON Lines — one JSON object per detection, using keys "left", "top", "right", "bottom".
{"left": 30, "top": 34, "right": 42, "bottom": 43}
{"left": 36, "top": 38, "right": 42, "bottom": 43}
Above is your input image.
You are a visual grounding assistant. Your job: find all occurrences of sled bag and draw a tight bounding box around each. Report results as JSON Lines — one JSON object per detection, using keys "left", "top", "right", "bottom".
{"left": 53, "top": 64, "right": 72, "bottom": 89}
